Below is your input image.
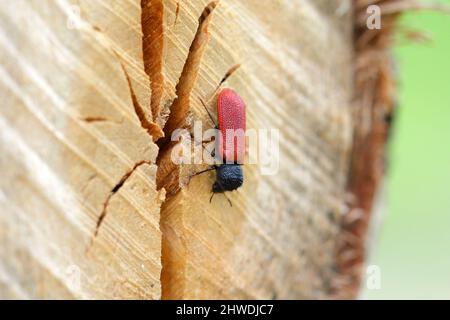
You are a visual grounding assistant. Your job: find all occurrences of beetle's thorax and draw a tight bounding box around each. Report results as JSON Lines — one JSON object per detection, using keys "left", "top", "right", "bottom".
{"left": 213, "top": 164, "right": 243, "bottom": 193}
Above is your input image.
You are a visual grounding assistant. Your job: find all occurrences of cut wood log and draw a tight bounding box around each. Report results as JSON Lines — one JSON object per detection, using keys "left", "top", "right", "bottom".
{"left": 155, "top": 0, "right": 355, "bottom": 299}
{"left": 0, "top": 0, "right": 403, "bottom": 299}
{"left": 0, "top": 0, "right": 164, "bottom": 299}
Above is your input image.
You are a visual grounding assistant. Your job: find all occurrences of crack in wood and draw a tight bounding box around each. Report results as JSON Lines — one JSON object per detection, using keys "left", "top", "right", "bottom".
{"left": 80, "top": 116, "right": 108, "bottom": 123}
{"left": 92, "top": 160, "right": 151, "bottom": 240}
{"left": 118, "top": 59, "right": 164, "bottom": 139}
{"left": 141, "top": 1, "right": 219, "bottom": 299}
{"left": 174, "top": 1, "right": 180, "bottom": 26}
{"left": 142, "top": 0, "right": 165, "bottom": 126}
{"left": 154, "top": 1, "right": 218, "bottom": 197}
{"left": 161, "top": 1, "right": 218, "bottom": 142}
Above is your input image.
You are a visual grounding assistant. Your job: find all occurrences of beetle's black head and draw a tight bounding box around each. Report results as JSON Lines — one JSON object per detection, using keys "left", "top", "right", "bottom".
{"left": 213, "top": 164, "right": 243, "bottom": 193}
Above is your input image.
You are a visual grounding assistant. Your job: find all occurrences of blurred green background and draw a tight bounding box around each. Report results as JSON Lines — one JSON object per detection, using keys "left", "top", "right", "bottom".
{"left": 364, "top": 0, "right": 450, "bottom": 299}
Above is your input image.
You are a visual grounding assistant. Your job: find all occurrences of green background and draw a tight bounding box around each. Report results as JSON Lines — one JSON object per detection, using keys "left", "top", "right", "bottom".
{"left": 364, "top": 0, "right": 450, "bottom": 299}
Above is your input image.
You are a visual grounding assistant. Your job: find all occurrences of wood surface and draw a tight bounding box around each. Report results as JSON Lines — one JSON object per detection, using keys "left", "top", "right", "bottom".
{"left": 0, "top": 0, "right": 387, "bottom": 299}
{"left": 0, "top": 0, "right": 164, "bottom": 299}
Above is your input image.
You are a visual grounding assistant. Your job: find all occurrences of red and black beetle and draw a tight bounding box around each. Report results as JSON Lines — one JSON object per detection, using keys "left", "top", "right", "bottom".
{"left": 213, "top": 88, "right": 246, "bottom": 193}
{"left": 196, "top": 88, "right": 246, "bottom": 203}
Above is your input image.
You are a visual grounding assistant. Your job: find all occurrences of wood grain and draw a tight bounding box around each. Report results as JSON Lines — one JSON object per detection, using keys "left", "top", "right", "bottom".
{"left": 0, "top": 0, "right": 164, "bottom": 299}
{"left": 0, "top": 0, "right": 390, "bottom": 300}
{"left": 155, "top": 0, "right": 355, "bottom": 299}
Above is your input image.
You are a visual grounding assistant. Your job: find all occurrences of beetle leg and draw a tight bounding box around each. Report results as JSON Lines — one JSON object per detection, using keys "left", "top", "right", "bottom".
{"left": 188, "top": 167, "right": 216, "bottom": 184}
{"left": 199, "top": 97, "right": 218, "bottom": 127}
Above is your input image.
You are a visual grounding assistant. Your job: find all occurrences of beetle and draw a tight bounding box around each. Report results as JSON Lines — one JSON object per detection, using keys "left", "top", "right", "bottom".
{"left": 193, "top": 88, "right": 246, "bottom": 205}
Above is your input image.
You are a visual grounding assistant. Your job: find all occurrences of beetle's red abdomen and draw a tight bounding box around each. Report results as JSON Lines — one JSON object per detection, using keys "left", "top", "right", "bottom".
{"left": 217, "top": 88, "right": 246, "bottom": 164}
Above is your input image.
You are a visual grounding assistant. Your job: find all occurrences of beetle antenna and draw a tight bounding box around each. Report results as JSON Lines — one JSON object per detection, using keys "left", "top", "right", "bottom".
{"left": 214, "top": 180, "right": 233, "bottom": 207}
{"left": 209, "top": 192, "right": 215, "bottom": 203}
{"left": 199, "top": 97, "right": 218, "bottom": 127}
{"left": 223, "top": 193, "right": 233, "bottom": 207}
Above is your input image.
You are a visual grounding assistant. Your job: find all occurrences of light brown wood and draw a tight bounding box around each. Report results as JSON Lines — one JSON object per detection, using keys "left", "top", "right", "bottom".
{"left": 0, "top": 0, "right": 164, "bottom": 299}
{"left": 155, "top": 0, "right": 355, "bottom": 299}
{"left": 0, "top": 0, "right": 393, "bottom": 300}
